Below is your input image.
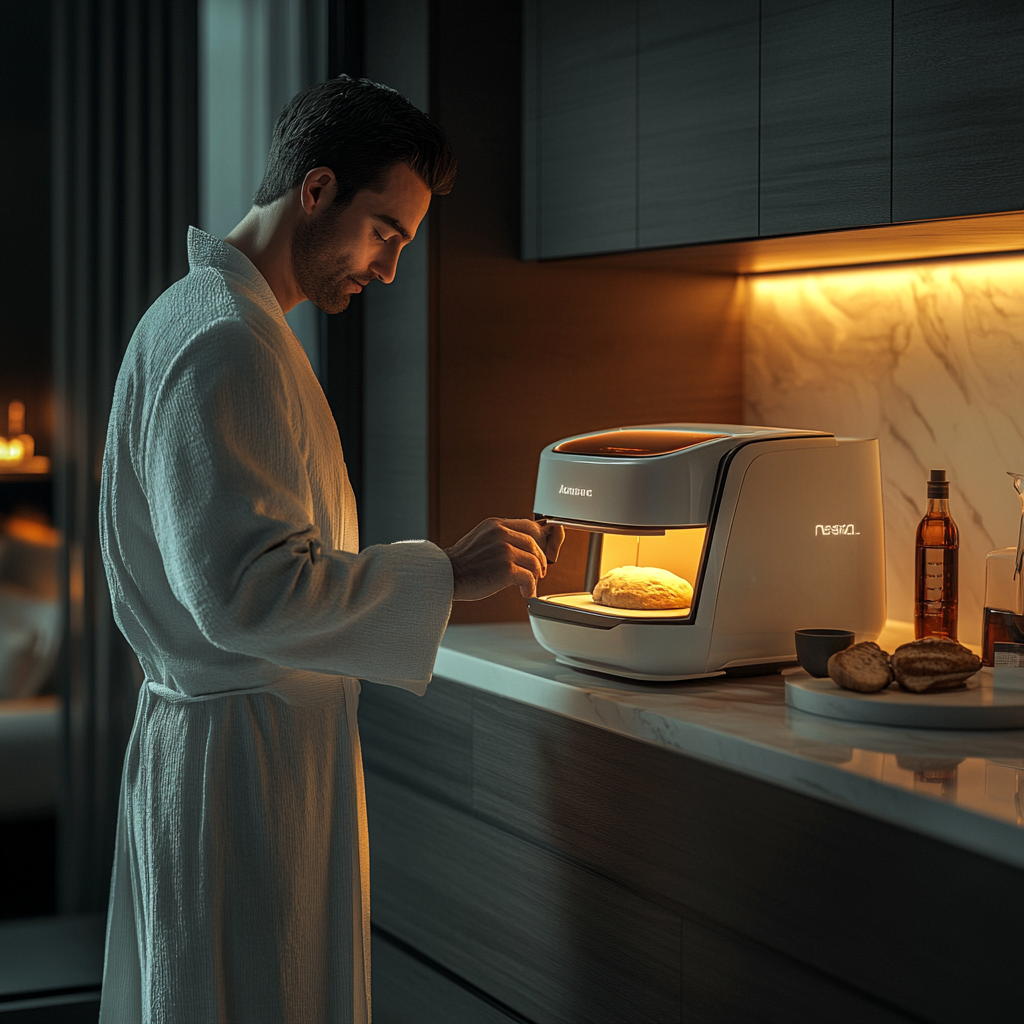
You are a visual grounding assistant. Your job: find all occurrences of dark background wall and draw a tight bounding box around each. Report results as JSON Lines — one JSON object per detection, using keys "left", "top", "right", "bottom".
{"left": 52, "top": 0, "right": 199, "bottom": 914}
{"left": 430, "top": 1, "right": 744, "bottom": 624}
{"left": 0, "top": 3, "right": 58, "bottom": 924}
{"left": 0, "top": 2, "right": 53, "bottom": 464}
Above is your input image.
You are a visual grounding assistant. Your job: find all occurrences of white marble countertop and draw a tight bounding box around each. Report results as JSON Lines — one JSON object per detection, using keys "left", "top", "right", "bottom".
{"left": 434, "top": 622, "right": 1024, "bottom": 871}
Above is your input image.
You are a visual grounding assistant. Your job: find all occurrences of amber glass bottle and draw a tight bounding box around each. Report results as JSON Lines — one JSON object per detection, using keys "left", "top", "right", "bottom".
{"left": 915, "top": 470, "right": 959, "bottom": 639}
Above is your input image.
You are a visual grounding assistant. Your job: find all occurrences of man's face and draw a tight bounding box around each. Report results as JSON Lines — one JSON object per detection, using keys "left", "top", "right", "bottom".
{"left": 291, "top": 162, "right": 432, "bottom": 314}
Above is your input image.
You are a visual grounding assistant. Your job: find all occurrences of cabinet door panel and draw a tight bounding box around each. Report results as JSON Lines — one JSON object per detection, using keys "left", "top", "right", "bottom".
{"left": 638, "top": 1, "right": 759, "bottom": 248}
{"left": 469, "top": 688, "right": 1024, "bottom": 1023}
{"left": 357, "top": 677, "right": 473, "bottom": 809}
{"left": 893, "top": 0, "right": 1024, "bottom": 221}
{"left": 366, "top": 770, "right": 681, "bottom": 1024}
{"left": 760, "top": 0, "right": 892, "bottom": 236}
{"left": 372, "top": 929, "right": 519, "bottom": 1024}
{"left": 538, "top": 0, "right": 637, "bottom": 258}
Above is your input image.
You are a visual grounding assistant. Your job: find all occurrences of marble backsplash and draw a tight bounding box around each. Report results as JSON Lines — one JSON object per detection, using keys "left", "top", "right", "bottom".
{"left": 743, "top": 254, "right": 1024, "bottom": 645}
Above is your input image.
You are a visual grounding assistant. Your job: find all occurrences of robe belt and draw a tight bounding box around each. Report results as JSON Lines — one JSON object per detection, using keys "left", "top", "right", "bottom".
{"left": 144, "top": 676, "right": 352, "bottom": 704}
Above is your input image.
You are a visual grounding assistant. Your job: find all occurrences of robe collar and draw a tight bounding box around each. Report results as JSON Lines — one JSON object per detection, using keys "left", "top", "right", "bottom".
{"left": 186, "top": 226, "right": 288, "bottom": 327}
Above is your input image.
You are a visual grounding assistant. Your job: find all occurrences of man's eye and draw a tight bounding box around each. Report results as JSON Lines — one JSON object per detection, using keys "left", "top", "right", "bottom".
{"left": 372, "top": 228, "right": 386, "bottom": 242}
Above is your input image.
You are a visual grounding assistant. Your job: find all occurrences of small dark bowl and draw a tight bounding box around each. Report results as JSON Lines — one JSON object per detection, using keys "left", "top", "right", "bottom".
{"left": 795, "top": 628, "right": 855, "bottom": 678}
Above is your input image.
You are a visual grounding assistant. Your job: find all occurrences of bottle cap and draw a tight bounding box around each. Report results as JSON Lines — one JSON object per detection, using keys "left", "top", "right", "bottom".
{"left": 928, "top": 469, "right": 949, "bottom": 499}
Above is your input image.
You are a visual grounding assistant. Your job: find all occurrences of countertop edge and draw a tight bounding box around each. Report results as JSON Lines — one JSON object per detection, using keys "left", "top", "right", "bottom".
{"left": 433, "top": 642, "right": 1024, "bottom": 873}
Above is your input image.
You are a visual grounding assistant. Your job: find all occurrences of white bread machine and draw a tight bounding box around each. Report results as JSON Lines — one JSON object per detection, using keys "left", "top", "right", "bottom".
{"left": 528, "top": 423, "right": 886, "bottom": 680}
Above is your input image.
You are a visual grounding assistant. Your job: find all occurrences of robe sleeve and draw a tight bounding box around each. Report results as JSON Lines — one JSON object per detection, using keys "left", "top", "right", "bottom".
{"left": 141, "top": 319, "right": 453, "bottom": 692}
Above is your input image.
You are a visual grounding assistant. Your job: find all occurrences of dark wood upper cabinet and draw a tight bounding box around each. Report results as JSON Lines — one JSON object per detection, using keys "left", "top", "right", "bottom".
{"left": 760, "top": 0, "right": 892, "bottom": 237}
{"left": 527, "top": 0, "right": 637, "bottom": 259}
{"left": 523, "top": 0, "right": 1023, "bottom": 259}
{"left": 637, "top": 1, "right": 759, "bottom": 249}
{"left": 893, "top": 0, "right": 1024, "bottom": 222}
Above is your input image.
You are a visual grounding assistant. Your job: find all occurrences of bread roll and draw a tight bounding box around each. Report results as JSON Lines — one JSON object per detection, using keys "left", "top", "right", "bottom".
{"left": 827, "top": 641, "right": 892, "bottom": 692}
{"left": 890, "top": 636, "right": 982, "bottom": 692}
{"left": 592, "top": 565, "right": 693, "bottom": 610}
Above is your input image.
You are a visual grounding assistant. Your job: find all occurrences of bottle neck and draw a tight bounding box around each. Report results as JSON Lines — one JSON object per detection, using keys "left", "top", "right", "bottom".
{"left": 926, "top": 497, "right": 950, "bottom": 515}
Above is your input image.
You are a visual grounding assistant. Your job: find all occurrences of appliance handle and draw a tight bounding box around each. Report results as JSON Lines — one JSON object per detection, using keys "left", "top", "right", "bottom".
{"left": 534, "top": 516, "right": 673, "bottom": 536}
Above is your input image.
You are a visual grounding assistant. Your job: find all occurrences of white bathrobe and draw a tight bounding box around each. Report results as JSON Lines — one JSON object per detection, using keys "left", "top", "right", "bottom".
{"left": 97, "top": 227, "right": 453, "bottom": 1024}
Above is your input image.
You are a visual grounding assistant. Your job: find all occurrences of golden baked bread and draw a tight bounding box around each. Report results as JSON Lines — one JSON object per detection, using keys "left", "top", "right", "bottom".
{"left": 890, "top": 636, "right": 982, "bottom": 692}
{"left": 827, "top": 641, "right": 893, "bottom": 692}
{"left": 592, "top": 565, "right": 693, "bottom": 610}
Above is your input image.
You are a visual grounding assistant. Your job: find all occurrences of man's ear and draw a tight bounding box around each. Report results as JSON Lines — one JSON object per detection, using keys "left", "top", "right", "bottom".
{"left": 300, "top": 166, "right": 337, "bottom": 214}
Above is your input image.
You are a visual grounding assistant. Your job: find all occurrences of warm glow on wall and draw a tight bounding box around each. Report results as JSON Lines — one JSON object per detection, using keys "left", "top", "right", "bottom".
{"left": 745, "top": 252, "right": 1024, "bottom": 306}
{"left": 743, "top": 252, "right": 1024, "bottom": 645}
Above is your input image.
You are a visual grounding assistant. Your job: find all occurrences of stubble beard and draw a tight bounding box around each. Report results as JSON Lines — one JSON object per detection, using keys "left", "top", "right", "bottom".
{"left": 291, "top": 207, "right": 363, "bottom": 315}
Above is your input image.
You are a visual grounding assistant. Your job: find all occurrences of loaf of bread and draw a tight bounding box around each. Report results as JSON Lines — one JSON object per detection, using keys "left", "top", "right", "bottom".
{"left": 592, "top": 565, "right": 693, "bottom": 610}
{"left": 827, "top": 641, "right": 893, "bottom": 692}
{"left": 890, "top": 636, "right": 982, "bottom": 693}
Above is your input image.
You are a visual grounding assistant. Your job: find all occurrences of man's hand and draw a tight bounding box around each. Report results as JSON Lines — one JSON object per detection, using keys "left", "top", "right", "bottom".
{"left": 445, "top": 519, "right": 565, "bottom": 601}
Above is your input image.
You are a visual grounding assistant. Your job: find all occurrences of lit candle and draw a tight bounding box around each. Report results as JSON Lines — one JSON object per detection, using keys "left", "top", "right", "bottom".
{"left": 0, "top": 436, "right": 25, "bottom": 463}
{"left": 0, "top": 399, "right": 45, "bottom": 472}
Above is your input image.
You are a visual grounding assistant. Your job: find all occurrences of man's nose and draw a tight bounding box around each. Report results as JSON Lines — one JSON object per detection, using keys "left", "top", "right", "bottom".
{"left": 369, "top": 244, "right": 401, "bottom": 285}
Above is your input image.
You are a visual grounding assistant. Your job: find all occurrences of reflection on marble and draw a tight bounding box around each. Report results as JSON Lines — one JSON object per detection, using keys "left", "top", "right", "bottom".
{"left": 436, "top": 623, "right": 1024, "bottom": 869}
{"left": 743, "top": 255, "right": 1024, "bottom": 645}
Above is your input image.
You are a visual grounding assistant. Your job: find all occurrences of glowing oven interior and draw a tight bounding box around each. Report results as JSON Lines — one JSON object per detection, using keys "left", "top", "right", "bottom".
{"left": 542, "top": 526, "right": 708, "bottom": 620}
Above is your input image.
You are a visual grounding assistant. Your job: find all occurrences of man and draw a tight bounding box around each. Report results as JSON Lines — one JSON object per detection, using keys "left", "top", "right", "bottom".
{"left": 98, "top": 76, "right": 562, "bottom": 1023}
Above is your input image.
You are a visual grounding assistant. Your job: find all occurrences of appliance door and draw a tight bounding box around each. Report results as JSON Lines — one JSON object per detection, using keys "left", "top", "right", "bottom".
{"left": 530, "top": 524, "right": 709, "bottom": 627}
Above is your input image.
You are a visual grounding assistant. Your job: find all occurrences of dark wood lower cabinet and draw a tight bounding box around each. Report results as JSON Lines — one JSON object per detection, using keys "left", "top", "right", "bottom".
{"left": 366, "top": 770, "right": 681, "bottom": 1024}
{"left": 372, "top": 928, "right": 523, "bottom": 1024}
{"left": 359, "top": 678, "right": 1020, "bottom": 1023}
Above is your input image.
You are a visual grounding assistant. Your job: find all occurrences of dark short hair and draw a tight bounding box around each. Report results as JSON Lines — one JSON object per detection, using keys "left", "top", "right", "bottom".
{"left": 253, "top": 75, "right": 456, "bottom": 208}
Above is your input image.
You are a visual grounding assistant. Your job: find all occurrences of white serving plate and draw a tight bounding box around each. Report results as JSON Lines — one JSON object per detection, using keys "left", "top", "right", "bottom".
{"left": 784, "top": 667, "right": 1024, "bottom": 729}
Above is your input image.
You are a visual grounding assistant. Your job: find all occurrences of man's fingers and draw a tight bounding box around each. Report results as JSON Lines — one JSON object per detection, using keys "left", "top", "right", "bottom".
{"left": 447, "top": 518, "right": 562, "bottom": 602}
{"left": 499, "top": 517, "right": 546, "bottom": 538}
{"left": 544, "top": 524, "right": 565, "bottom": 563}
{"left": 508, "top": 543, "right": 544, "bottom": 581}
{"left": 502, "top": 519, "right": 564, "bottom": 566}
{"left": 511, "top": 564, "right": 538, "bottom": 598}
{"left": 497, "top": 522, "right": 548, "bottom": 576}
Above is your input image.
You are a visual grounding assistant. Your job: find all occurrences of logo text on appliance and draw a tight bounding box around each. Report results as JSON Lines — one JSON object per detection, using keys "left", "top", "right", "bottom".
{"left": 559, "top": 484, "right": 593, "bottom": 497}
{"left": 815, "top": 524, "right": 860, "bottom": 536}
